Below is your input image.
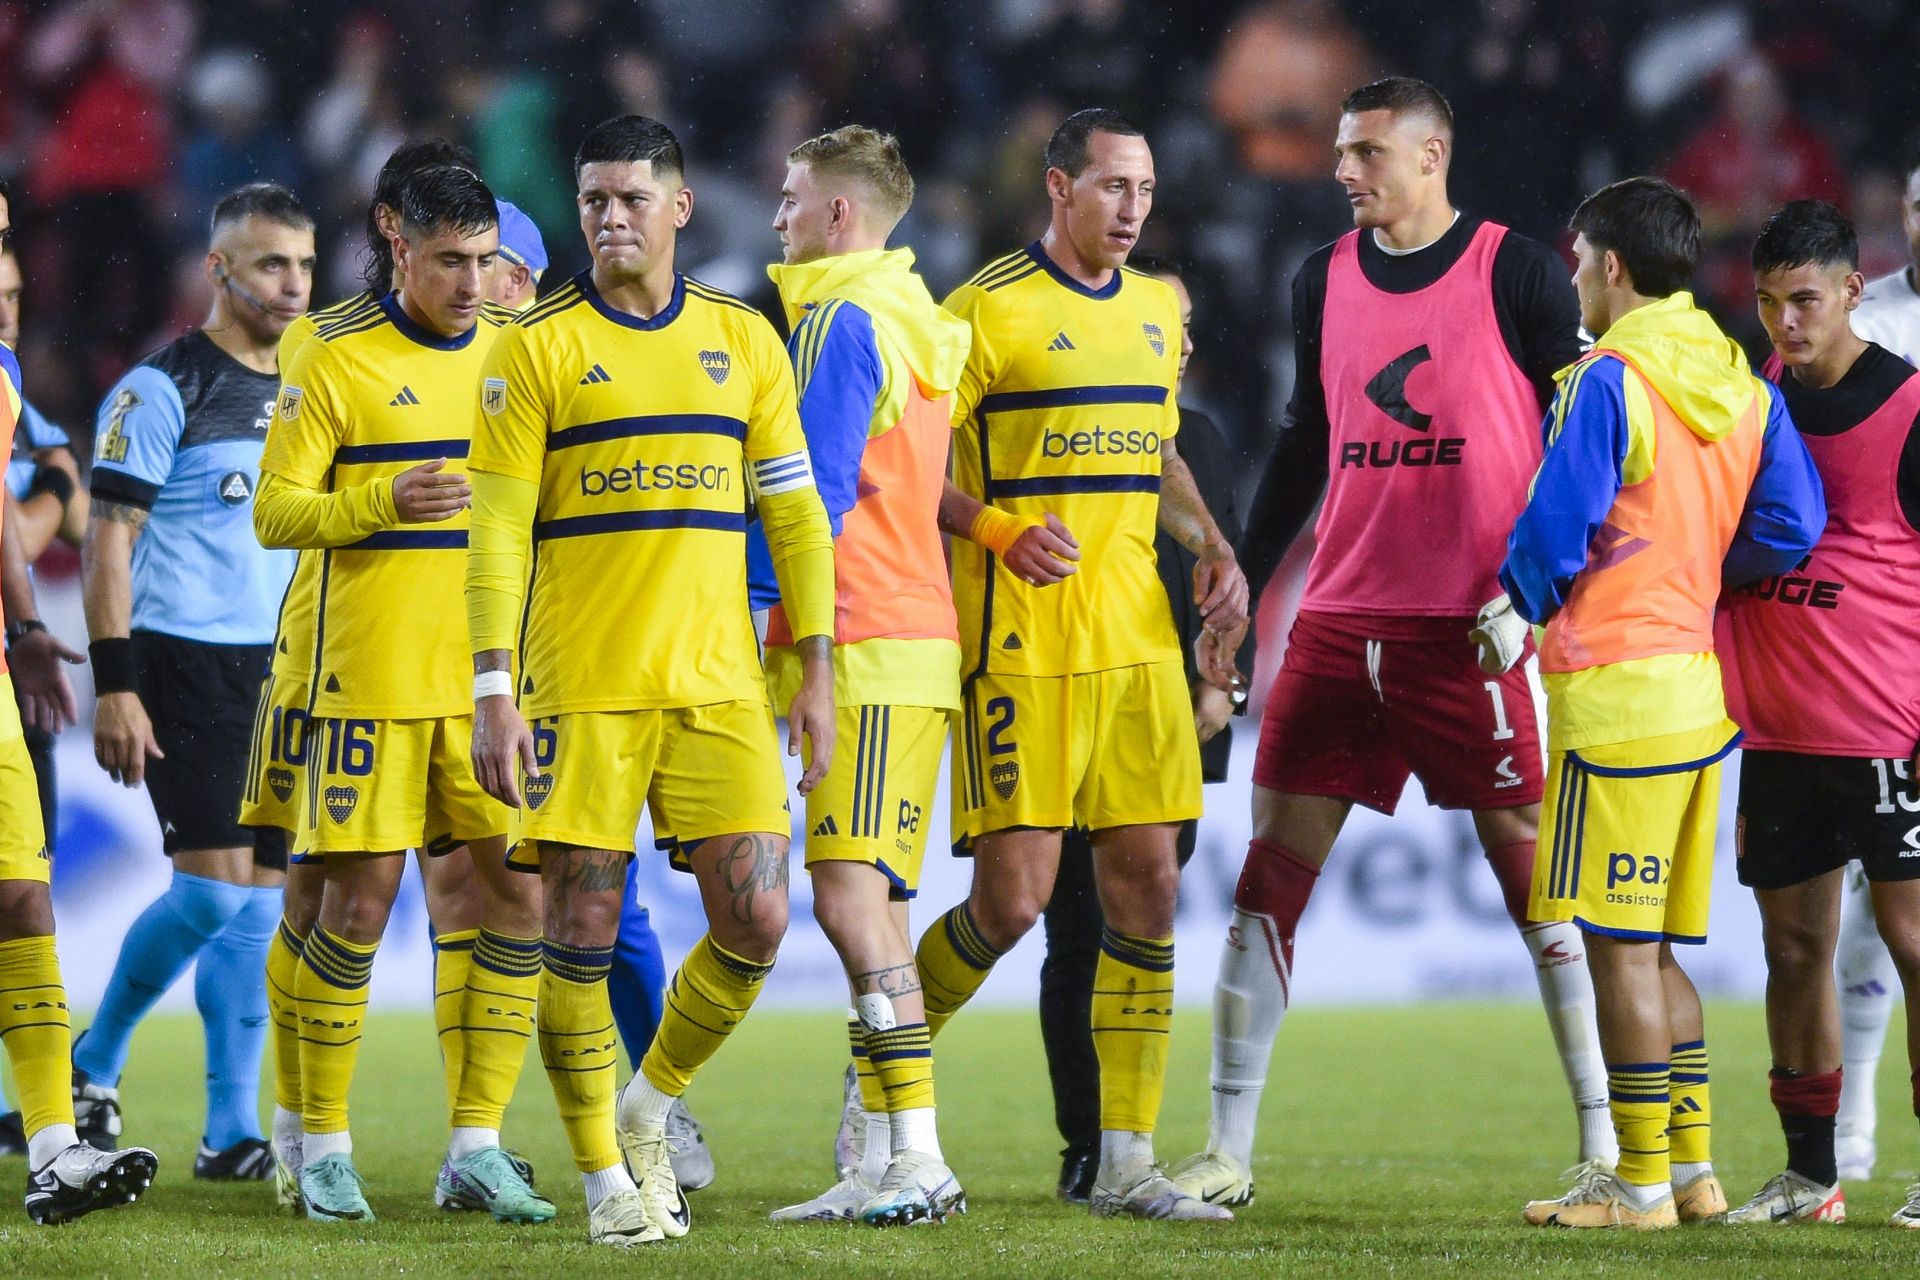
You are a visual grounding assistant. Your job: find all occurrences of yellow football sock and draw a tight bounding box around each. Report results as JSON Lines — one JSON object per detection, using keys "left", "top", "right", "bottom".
{"left": 1092, "top": 929, "right": 1173, "bottom": 1133}
{"left": 848, "top": 1015, "right": 885, "bottom": 1113}
{"left": 640, "top": 935, "right": 772, "bottom": 1097}
{"left": 1669, "top": 1040, "right": 1712, "bottom": 1166}
{"left": 1608, "top": 1062, "right": 1673, "bottom": 1187}
{"left": 296, "top": 926, "right": 377, "bottom": 1135}
{"left": 265, "top": 919, "right": 304, "bottom": 1113}
{"left": 915, "top": 904, "right": 1002, "bottom": 1039}
{"left": 866, "top": 1021, "right": 935, "bottom": 1113}
{"left": 452, "top": 930, "right": 541, "bottom": 1130}
{"left": 433, "top": 928, "right": 477, "bottom": 1121}
{"left": 0, "top": 935, "right": 74, "bottom": 1140}
{"left": 538, "top": 940, "right": 619, "bottom": 1173}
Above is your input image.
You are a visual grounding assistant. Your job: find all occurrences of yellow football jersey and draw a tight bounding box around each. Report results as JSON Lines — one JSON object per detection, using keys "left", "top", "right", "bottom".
{"left": 261, "top": 294, "right": 507, "bottom": 718}
{"left": 267, "top": 292, "right": 379, "bottom": 681}
{"left": 469, "top": 272, "right": 810, "bottom": 715}
{"left": 946, "top": 245, "right": 1184, "bottom": 677}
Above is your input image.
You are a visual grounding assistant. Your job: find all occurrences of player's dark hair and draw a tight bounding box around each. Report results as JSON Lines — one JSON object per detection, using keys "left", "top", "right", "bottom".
{"left": 396, "top": 164, "right": 499, "bottom": 243}
{"left": 1570, "top": 176, "right": 1700, "bottom": 299}
{"left": 210, "top": 182, "right": 312, "bottom": 238}
{"left": 1341, "top": 77, "right": 1455, "bottom": 135}
{"left": 1045, "top": 107, "right": 1146, "bottom": 178}
{"left": 575, "top": 115, "right": 685, "bottom": 183}
{"left": 1752, "top": 199, "right": 1858, "bottom": 275}
{"left": 1126, "top": 250, "right": 1183, "bottom": 282}
{"left": 364, "top": 138, "right": 479, "bottom": 291}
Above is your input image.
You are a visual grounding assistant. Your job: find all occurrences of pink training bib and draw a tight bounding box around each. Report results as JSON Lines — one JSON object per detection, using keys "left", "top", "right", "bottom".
{"left": 1302, "top": 222, "right": 1545, "bottom": 617}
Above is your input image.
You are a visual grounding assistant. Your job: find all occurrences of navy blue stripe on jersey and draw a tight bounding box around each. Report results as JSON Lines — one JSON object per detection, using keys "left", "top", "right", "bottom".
{"left": 684, "top": 278, "right": 761, "bottom": 315}
{"left": 519, "top": 284, "right": 586, "bottom": 328}
{"left": 981, "top": 263, "right": 1043, "bottom": 292}
{"left": 547, "top": 414, "right": 747, "bottom": 451}
{"left": 334, "top": 439, "right": 471, "bottom": 465}
{"left": 344, "top": 530, "right": 469, "bottom": 551}
{"left": 978, "top": 384, "right": 1168, "bottom": 415}
{"left": 965, "top": 251, "right": 1034, "bottom": 291}
{"left": 532, "top": 509, "right": 746, "bottom": 540}
{"left": 316, "top": 309, "right": 393, "bottom": 343}
{"left": 987, "top": 473, "right": 1161, "bottom": 499}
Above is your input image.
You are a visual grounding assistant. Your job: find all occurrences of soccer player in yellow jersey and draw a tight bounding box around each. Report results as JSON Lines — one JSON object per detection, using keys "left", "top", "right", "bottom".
{"left": 912, "top": 108, "right": 1250, "bottom": 1221}
{"left": 254, "top": 165, "right": 548, "bottom": 1226}
{"left": 465, "top": 115, "right": 836, "bottom": 1248}
{"left": 754, "top": 126, "right": 971, "bottom": 1228}
{"left": 0, "top": 180, "right": 161, "bottom": 1224}
{"left": 245, "top": 142, "right": 529, "bottom": 1217}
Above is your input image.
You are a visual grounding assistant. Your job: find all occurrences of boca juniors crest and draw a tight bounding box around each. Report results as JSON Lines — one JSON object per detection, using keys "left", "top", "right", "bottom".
{"left": 267, "top": 767, "right": 295, "bottom": 803}
{"left": 990, "top": 759, "right": 1019, "bottom": 801}
{"left": 698, "top": 349, "right": 731, "bottom": 386}
{"left": 524, "top": 773, "right": 554, "bottom": 811}
{"left": 324, "top": 784, "right": 359, "bottom": 824}
{"left": 1143, "top": 322, "right": 1165, "bottom": 358}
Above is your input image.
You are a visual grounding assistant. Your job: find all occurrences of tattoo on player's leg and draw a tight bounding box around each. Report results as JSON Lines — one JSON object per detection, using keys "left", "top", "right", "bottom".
{"left": 852, "top": 962, "right": 922, "bottom": 999}
{"left": 558, "top": 848, "right": 626, "bottom": 895}
{"left": 714, "top": 834, "right": 788, "bottom": 926}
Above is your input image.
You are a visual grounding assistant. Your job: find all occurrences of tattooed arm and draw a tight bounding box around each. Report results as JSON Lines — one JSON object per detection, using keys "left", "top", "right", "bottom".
{"left": 81, "top": 498, "right": 162, "bottom": 785}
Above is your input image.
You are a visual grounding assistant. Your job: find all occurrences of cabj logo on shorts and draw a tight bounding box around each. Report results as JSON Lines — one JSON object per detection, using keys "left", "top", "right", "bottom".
{"left": 699, "top": 349, "right": 731, "bottom": 386}
{"left": 524, "top": 773, "right": 554, "bottom": 811}
{"left": 267, "top": 767, "right": 295, "bottom": 803}
{"left": 990, "top": 759, "right": 1019, "bottom": 801}
{"left": 324, "top": 785, "right": 359, "bottom": 824}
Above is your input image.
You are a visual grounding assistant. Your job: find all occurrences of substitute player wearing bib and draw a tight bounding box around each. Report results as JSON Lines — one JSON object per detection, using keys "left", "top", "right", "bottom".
{"left": 1509, "top": 178, "right": 1823, "bottom": 1230}
{"left": 754, "top": 126, "right": 971, "bottom": 1228}
{"left": 909, "top": 109, "right": 1248, "bottom": 1223}
{"left": 254, "top": 166, "right": 539, "bottom": 1227}
{"left": 1720, "top": 201, "right": 1920, "bottom": 1227}
{"left": 74, "top": 185, "right": 307, "bottom": 1179}
{"left": 1805, "top": 150, "right": 1920, "bottom": 1181}
{"left": 465, "top": 115, "right": 836, "bottom": 1248}
{"left": 0, "top": 178, "right": 160, "bottom": 1224}
{"left": 1180, "top": 78, "right": 1611, "bottom": 1209}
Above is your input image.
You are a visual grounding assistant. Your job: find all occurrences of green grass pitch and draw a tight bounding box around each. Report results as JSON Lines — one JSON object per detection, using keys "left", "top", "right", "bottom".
{"left": 4, "top": 1003, "right": 1919, "bottom": 1277}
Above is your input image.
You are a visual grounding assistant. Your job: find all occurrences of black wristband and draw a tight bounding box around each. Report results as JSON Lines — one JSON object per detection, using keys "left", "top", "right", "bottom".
{"left": 26, "top": 464, "right": 74, "bottom": 507}
{"left": 5, "top": 618, "right": 45, "bottom": 647}
{"left": 88, "top": 637, "right": 136, "bottom": 695}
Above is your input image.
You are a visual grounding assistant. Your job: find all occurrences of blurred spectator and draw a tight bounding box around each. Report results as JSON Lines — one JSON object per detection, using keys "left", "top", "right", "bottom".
{"left": 26, "top": 0, "right": 196, "bottom": 390}
{"left": 178, "top": 48, "right": 303, "bottom": 236}
{"left": 1665, "top": 53, "right": 1848, "bottom": 331}
{"left": 1209, "top": 0, "right": 1371, "bottom": 188}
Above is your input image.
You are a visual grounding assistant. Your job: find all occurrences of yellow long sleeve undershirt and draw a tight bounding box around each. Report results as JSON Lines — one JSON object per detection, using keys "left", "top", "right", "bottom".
{"left": 464, "top": 469, "right": 536, "bottom": 656}
{"left": 757, "top": 484, "right": 835, "bottom": 643}
{"left": 252, "top": 469, "right": 398, "bottom": 550}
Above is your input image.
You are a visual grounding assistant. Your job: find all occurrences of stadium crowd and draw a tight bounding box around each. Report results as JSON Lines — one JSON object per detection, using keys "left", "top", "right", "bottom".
{"left": 2, "top": 0, "right": 1919, "bottom": 469}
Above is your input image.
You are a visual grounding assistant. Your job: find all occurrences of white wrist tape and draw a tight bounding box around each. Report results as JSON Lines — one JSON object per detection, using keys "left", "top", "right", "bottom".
{"left": 473, "top": 670, "right": 514, "bottom": 701}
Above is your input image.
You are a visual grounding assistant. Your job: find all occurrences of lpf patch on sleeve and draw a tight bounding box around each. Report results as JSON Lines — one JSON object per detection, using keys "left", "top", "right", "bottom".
{"left": 482, "top": 378, "right": 507, "bottom": 416}
{"left": 277, "top": 386, "right": 304, "bottom": 421}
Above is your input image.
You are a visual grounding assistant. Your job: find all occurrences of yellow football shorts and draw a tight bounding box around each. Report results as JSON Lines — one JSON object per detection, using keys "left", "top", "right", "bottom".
{"left": 803, "top": 703, "right": 950, "bottom": 898}
{"left": 1530, "top": 721, "right": 1743, "bottom": 945}
{"left": 952, "top": 660, "right": 1201, "bottom": 844}
{"left": 0, "top": 674, "right": 49, "bottom": 883}
{"left": 240, "top": 672, "right": 309, "bottom": 834}
{"left": 302, "top": 713, "right": 507, "bottom": 856}
{"left": 505, "top": 699, "right": 791, "bottom": 864}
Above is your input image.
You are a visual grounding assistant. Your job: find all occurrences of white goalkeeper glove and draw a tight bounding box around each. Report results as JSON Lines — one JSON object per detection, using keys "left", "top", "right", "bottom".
{"left": 1469, "top": 593, "right": 1528, "bottom": 675}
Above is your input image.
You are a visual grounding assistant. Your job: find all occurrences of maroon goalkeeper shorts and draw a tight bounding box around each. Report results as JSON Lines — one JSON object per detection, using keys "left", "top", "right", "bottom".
{"left": 1252, "top": 610, "right": 1544, "bottom": 814}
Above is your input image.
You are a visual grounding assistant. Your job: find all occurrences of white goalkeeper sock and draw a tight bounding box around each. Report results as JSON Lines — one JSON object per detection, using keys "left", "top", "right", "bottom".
{"left": 1208, "top": 906, "right": 1292, "bottom": 1168}
{"left": 1522, "top": 921, "right": 1615, "bottom": 1165}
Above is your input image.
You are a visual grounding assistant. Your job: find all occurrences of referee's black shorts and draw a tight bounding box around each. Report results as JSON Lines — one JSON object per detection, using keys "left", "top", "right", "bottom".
{"left": 133, "top": 630, "right": 283, "bottom": 868}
